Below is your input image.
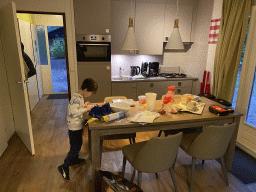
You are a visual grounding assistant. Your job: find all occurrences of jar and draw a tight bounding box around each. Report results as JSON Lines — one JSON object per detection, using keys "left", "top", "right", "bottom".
{"left": 138, "top": 95, "right": 146, "bottom": 104}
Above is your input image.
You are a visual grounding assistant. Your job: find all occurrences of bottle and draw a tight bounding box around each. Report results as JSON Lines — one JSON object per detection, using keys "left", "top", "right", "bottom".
{"left": 163, "top": 86, "right": 175, "bottom": 105}
{"left": 101, "top": 111, "right": 124, "bottom": 122}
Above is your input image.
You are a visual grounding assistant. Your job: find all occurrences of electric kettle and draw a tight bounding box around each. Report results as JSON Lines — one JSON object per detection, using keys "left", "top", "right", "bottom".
{"left": 130, "top": 66, "right": 140, "bottom": 76}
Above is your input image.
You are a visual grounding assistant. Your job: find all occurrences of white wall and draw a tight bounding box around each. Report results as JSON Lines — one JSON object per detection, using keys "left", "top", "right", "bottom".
{"left": 111, "top": 55, "right": 163, "bottom": 77}
{"left": 205, "top": 0, "right": 223, "bottom": 86}
{"left": 163, "top": 0, "right": 214, "bottom": 94}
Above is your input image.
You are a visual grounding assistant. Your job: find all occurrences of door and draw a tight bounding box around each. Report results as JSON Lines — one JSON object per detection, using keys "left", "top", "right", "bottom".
{"left": 235, "top": 7, "right": 256, "bottom": 157}
{"left": 31, "top": 24, "right": 43, "bottom": 99}
{"left": 0, "top": 2, "right": 35, "bottom": 154}
{"left": 0, "top": 106, "right": 8, "bottom": 157}
{"left": 18, "top": 19, "right": 40, "bottom": 111}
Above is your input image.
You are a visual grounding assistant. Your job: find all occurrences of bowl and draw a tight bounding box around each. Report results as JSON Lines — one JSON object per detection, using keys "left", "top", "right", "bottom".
{"left": 110, "top": 102, "right": 130, "bottom": 113}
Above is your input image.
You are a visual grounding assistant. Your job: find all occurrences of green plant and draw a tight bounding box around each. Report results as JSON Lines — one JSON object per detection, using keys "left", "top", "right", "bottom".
{"left": 49, "top": 36, "right": 65, "bottom": 58}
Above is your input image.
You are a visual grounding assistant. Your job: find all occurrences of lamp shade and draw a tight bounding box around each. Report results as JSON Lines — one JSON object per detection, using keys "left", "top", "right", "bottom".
{"left": 122, "top": 18, "right": 139, "bottom": 50}
{"left": 165, "top": 19, "right": 184, "bottom": 49}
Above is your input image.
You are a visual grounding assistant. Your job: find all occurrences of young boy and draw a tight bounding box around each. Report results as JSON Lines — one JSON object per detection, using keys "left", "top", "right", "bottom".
{"left": 58, "top": 78, "right": 98, "bottom": 181}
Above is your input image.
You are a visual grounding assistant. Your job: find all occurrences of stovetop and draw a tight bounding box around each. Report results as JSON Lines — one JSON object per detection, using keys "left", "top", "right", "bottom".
{"left": 160, "top": 73, "right": 187, "bottom": 78}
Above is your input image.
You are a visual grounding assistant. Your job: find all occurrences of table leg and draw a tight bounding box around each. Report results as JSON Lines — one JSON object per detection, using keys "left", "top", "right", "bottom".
{"left": 91, "top": 130, "right": 101, "bottom": 183}
{"left": 224, "top": 117, "right": 241, "bottom": 171}
{"left": 88, "top": 128, "right": 91, "bottom": 160}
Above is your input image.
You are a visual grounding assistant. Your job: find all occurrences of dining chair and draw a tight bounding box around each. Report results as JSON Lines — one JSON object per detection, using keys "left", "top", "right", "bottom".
{"left": 99, "top": 96, "right": 136, "bottom": 163}
{"left": 179, "top": 123, "right": 236, "bottom": 192}
{"left": 122, "top": 132, "right": 183, "bottom": 191}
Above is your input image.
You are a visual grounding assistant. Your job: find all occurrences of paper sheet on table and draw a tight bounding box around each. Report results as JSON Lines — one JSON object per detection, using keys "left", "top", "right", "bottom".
{"left": 177, "top": 102, "right": 205, "bottom": 115}
{"left": 129, "top": 111, "right": 160, "bottom": 123}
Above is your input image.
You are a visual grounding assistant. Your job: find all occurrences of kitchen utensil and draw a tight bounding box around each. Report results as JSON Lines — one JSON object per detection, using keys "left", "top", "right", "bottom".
{"left": 145, "top": 92, "right": 157, "bottom": 111}
{"left": 130, "top": 66, "right": 140, "bottom": 76}
{"left": 110, "top": 102, "right": 130, "bottom": 113}
{"left": 149, "top": 62, "right": 159, "bottom": 76}
{"left": 205, "top": 71, "right": 210, "bottom": 94}
{"left": 138, "top": 95, "right": 146, "bottom": 104}
{"left": 141, "top": 62, "right": 148, "bottom": 76}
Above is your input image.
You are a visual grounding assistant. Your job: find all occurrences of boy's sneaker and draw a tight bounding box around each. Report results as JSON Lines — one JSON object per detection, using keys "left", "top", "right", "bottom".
{"left": 58, "top": 165, "right": 70, "bottom": 180}
{"left": 71, "top": 158, "right": 86, "bottom": 166}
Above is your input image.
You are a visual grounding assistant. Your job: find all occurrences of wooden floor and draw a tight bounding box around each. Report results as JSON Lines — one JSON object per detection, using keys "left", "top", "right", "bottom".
{"left": 0, "top": 96, "right": 255, "bottom": 192}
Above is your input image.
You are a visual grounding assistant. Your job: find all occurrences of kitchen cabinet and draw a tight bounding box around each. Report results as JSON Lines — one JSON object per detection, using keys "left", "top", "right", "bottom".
{"left": 137, "top": 80, "right": 193, "bottom": 100}
{"left": 112, "top": 79, "right": 196, "bottom": 101}
{"left": 135, "top": 3, "right": 165, "bottom": 55}
{"left": 111, "top": 1, "right": 194, "bottom": 55}
{"left": 112, "top": 82, "right": 137, "bottom": 101}
{"left": 73, "top": 0, "right": 111, "bottom": 35}
{"left": 111, "top": 1, "right": 164, "bottom": 55}
{"left": 164, "top": 4, "right": 194, "bottom": 42}
{"left": 137, "top": 81, "right": 168, "bottom": 100}
{"left": 78, "top": 62, "right": 111, "bottom": 103}
{"left": 111, "top": 0, "right": 135, "bottom": 54}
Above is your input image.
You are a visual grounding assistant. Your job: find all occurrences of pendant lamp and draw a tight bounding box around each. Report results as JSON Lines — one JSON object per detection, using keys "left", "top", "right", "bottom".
{"left": 122, "top": 0, "right": 139, "bottom": 51}
{"left": 165, "top": 0, "right": 184, "bottom": 49}
{"left": 122, "top": 18, "right": 139, "bottom": 50}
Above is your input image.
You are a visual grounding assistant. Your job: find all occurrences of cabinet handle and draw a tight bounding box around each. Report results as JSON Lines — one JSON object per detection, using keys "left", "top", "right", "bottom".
{"left": 178, "top": 82, "right": 181, "bottom": 86}
{"left": 150, "top": 83, "right": 154, "bottom": 87}
{"left": 177, "top": 88, "right": 181, "bottom": 94}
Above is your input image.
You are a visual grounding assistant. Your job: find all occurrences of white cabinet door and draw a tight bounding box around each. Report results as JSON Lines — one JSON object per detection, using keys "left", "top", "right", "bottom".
{"left": 0, "top": 2, "right": 35, "bottom": 154}
{"left": 164, "top": 4, "right": 193, "bottom": 42}
{"left": 111, "top": 0, "right": 135, "bottom": 54}
{"left": 135, "top": 3, "right": 165, "bottom": 55}
{"left": 18, "top": 19, "right": 40, "bottom": 111}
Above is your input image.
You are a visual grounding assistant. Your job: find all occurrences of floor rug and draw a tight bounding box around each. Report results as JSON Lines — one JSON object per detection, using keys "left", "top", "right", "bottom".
{"left": 216, "top": 146, "right": 256, "bottom": 184}
{"left": 47, "top": 94, "right": 69, "bottom": 100}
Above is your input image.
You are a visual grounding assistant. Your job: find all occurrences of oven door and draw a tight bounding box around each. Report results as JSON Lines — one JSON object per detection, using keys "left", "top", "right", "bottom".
{"left": 76, "top": 41, "right": 111, "bottom": 62}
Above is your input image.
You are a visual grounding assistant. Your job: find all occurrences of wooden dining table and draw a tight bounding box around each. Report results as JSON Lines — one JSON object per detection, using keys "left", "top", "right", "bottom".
{"left": 86, "top": 96, "right": 243, "bottom": 183}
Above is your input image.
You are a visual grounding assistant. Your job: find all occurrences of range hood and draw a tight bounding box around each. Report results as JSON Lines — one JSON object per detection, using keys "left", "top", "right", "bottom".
{"left": 163, "top": 42, "right": 194, "bottom": 52}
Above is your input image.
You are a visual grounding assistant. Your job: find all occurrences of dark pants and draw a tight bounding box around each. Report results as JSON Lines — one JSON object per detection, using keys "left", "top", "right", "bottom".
{"left": 63, "top": 129, "right": 83, "bottom": 168}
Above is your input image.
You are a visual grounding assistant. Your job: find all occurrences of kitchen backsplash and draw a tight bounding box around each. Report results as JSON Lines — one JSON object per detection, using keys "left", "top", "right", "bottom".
{"left": 111, "top": 55, "right": 163, "bottom": 77}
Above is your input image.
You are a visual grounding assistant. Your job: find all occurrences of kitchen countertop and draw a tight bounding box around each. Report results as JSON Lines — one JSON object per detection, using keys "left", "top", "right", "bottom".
{"left": 111, "top": 76, "right": 198, "bottom": 82}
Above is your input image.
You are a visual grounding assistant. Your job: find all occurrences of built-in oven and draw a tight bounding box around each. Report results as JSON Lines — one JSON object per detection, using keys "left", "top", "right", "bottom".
{"left": 76, "top": 34, "right": 111, "bottom": 62}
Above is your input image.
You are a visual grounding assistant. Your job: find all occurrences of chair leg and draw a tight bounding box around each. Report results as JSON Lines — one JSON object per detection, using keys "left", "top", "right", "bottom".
{"left": 122, "top": 156, "right": 126, "bottom": 178}
{"left": 137, "top": 171, "right": 142, "bottom": 188}
{"left": 158, "top": 130, "right": 162, "bottom": 137}
{"left": 155, "top": 173, "right": 158, "bottom": 179}
{"left": 88, "top": 128, "right": 92, "bottom": 160}
{"left": 190, "top": 157, "right": 196, "bottom": 192}
{"left": 172, "top": 155, "right": 177, "bottom": 169}
{"left": 129, "top": 138, "right": 132, "bottom": 144}
{"left": 220, "top": 156, "right": 229, "bottom": 186}
{"left": 202, "top": 160, "right": 205, "bottom": 165}
{"left": 169, "top": 167, "right": 179, "bottom": 192}
{"left": 132, "top": 137, "right": 136, "bottom": 144}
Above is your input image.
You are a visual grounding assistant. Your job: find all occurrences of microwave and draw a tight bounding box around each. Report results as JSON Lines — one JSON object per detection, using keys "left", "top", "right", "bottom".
{"left": 76, "top": 34, "right": 111, "bottom": 62}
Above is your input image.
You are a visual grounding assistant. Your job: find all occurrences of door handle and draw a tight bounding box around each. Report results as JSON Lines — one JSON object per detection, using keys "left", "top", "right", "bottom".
{"left": 16, "top": 80, "right": 29, "bottom": 84}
